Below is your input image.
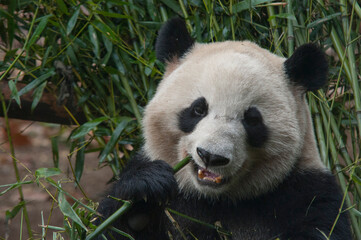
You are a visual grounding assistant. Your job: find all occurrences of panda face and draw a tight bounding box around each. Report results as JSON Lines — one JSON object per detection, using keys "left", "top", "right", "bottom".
{"left": 143, "top": 41, "right": 324, "bottom": 199}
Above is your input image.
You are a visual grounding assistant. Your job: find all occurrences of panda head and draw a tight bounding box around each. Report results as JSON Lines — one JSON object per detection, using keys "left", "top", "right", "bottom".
{"left": 143, "top": 18, "right": 328, "bottom": 200}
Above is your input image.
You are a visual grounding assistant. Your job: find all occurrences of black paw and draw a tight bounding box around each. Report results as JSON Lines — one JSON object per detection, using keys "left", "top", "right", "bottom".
{"left": 112, "top": 158, "right": 178, "bottom": 204}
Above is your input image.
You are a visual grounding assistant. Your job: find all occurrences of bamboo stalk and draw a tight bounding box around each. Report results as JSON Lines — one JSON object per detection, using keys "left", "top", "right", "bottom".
{"left": 318, "top": 0, "right": 361, "bottom": 138}
{"left": 0, "top": 91, "right": 33, "bottom": 238}
{"left": 286, "top": 0, "right": 294, "bottom": 55}
{"left": 309, "top": 96, "right": 328, "bottom": 164}
{"left": 267, "top": 2, "right": 282, "bottom": 55}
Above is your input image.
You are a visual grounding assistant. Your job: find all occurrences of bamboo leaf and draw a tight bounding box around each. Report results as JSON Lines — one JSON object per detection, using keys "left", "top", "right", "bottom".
{"left": 8, "top": 80, "right": 20, "bottom": 106}
{"left": 160, "top": 0, "right": 183, "bottom": 15}
{"left": 0, "top": 181, "right": 33, "bottom": 196}
{"left": 18, "top": 69, "right": 55, "bottom": 96}
{"left": 5, "top": 201, "right": 25, "bottom": 221}
{"left": 51, "top": 137, "right": 59, "bottom": 168}
{"left": 56, "top": 0, "right": 69, "bottom": 15}
{"left": 71, "top": 116, "right": 108, "bottom": 140}
{"left": 95, "top": 11, "right": 131, "bottom": 19}
{"left": 27, "top": 15, "right": 52, "bottom": 48}
{"left": 67, "top": 7, "right": 80, "bottom": 35}
{"left": 75, "top": 137, "right": 86, "bottom": 182}
{"left": 35, "top": 168, "right": 62, "bottom": 178}
{"left": 307, "top": 13, "right": 342, "bottom": 29}
{"left": 232, "top": 0, "right": 273, "bottom": 13}
{"left": 268, "top": 13, "right": 297, "bottom": 21}
{"left": 98, "top": 117, "right": 133, "bottom": 163}
{"left": 88, "top": 25, "right": 100, "bottom": 59}
{"left": 58, "top": 190, "right": 87, "bottom": 231}
{"left": 31, "top": 80, "right": 47, "bottom": 112}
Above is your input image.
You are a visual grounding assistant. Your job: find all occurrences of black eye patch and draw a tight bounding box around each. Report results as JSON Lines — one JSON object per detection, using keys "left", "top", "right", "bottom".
{"left": 242, "top": 107, "right": 269, "bottom": 147}
{"left": 178, "top": 97, "right": 208, "bottom": 133}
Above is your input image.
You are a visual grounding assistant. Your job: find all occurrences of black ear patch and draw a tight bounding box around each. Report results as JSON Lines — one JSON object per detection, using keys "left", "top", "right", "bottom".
{"left": 155, "top": 18, "right": 194, "bottom": 63}
{"left": 284, "top": 44, "right": 328, "bottom": 91}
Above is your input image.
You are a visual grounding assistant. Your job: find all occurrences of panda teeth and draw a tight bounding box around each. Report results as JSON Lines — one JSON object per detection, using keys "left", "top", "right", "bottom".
{"left": 198, "top": 169, "right": 205, "bottom": 179}
{"left": 197, "top": 169, "right": 223, "bottom": 184}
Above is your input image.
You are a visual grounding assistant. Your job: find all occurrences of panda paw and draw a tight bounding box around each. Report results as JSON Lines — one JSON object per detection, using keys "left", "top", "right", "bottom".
{"left": 112, "top": 158, "right": 178, "bottom": 204}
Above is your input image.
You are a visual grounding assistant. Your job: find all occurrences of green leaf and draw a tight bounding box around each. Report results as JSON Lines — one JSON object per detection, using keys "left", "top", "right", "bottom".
{"left": 160, "top": 0, "right": 183, "bottom": 15}
{"left": 58, "top": 191, "right": 87, "bottom": 230}
{"left": 88, "top": 25, "right": 100, "bottom": 59}
{"left": 268, "top": 13, "right": 296, "bottom": 22}
{"left": 0, "top": 181, "right": 33, "bottom": 196}
{"left": 95, "top": 11, "right": 130, "bottom": 19}
{"left": 75, "top": 138, "right": 86, "bottom": 182}
{"left": 35, "top": 168, "right": 62, "bottom": 178}
{"left": 92, "top": 20, "right": 118, "bottom": 43}
{"left": 56, "top": 0, "right": 69, "bottom": 15}
{"left": 31, "top": 80, "right": 47, "bottom": 112}
{"left": 8, "top": 80, "right": 20, "bottom": 106}
{"left": 18, "top": 69, "right": 55, "bottom": 96}
{"left": 99, "top": 117, "right": 133, "bottom": 163}
{"left": 7, "top": 0, "right": 16, "bottom": 48}
{"left": 51, "top": 137, "right": 59, "bottom": 168}
{"left": 27, "top": 15, "right": 52, "bottom": 48}
{"left": 70, "top": 116, "right": 108, "bottom": 140}
{"left": 67, "top": 7, "right": 80, "bottom": 35}
{"left": 6, "top": 201, "right": 25, "bottom": 221}
{"left": 352, "top": 174, "right": 361, "bottom": 186}
{"left": 307, "top": 13, "right": 342, "bottom": 29}
{"left": 232, "top": 0, "right": 273, "bottom": 13}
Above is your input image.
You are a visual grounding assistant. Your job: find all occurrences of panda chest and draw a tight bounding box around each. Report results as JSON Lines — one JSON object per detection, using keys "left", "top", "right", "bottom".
{"left": 167, "top": 197, "right": 282, "bottom": 240}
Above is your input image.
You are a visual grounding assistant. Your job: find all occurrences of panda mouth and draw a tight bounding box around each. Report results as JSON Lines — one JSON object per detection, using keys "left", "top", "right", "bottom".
{"left": 191, "top": 160, "right": 227, "bottom": 186}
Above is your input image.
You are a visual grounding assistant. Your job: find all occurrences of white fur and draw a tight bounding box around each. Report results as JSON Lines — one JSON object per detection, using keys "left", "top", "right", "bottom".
{"left": 143, "top": 41, "right": 326, "bottom": 200}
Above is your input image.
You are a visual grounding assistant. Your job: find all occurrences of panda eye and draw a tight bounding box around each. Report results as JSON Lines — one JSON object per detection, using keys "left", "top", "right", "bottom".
{"left": 178, "top": 97, "right": 208, "bottom": 133}
{"left": 193, "top": 105, "right": 207, "bottom": 117}
{"left": 192, "top": 98, "right": 208, "bottom": 117}
{"left": 242, "top": 107, "right": 263, "bottom": 126}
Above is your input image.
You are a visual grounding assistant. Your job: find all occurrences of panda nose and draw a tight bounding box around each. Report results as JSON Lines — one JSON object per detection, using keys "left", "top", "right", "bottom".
{"left": 196, "top": 147, "right": 230, "bottom": 167}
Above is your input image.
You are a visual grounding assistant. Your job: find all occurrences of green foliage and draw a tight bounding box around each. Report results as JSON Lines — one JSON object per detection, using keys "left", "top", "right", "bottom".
{"left": 0, "top": 0, "right": 361, "bottom": 239}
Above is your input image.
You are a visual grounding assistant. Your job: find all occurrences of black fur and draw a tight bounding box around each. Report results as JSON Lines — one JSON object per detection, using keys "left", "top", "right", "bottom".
{"left": 284, "top": 44, "right": 328, "bottom": 91}
{"left": 242, "top": 107, "right": 269, "bottom": 147}
{"left": 155, "top": 18, "right": 194, "bottom": 63}
{"left": 96, "top": 153, "right": 177, "bottom": 239}
{"left": 96, "top": 153, "right": 351, "bottom": 239}
{"left": 178, "top": 97, "right": 208, "bottom": 133}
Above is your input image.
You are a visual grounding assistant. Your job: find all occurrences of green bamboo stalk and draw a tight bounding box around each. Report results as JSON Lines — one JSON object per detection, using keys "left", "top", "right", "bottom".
{"left": 160, "top": 6, "right": 168, "bottom": 22}
{"left": 318, "top": 0, "right": 361, "bottom": 139}
{"left": 320, "top": 106, "right": 361, "bottom": 238}
{"left": 320, "top": 102, "right": 353, "bottom": 166}
{"left": 309, "top": 96, "right": 328, "bottom": 164}
{"left": 340, "top": 0, "right": 361, "bottom": 138}
{"left": 178, "top": 0, "right": 192, "bottom": 32}
{"left": 286, "top": 0, "right": 294, "bottom": 55}
{"left": 123, "top": 3, "right": 148, "bottom": 91}
{"left": 229, "top": 0, "right": 236, "bottom": 41}
{"left": 267, "top": 2, "right": 282, "bottom": 55}
{"left": 87, "top": 156, "right": 191, "bottom": 239}
{"left": 348, "top": 0, "right": 361, "bottom": 18}
{"left": 86, "top": 200, "right": 133, "bottom": 240}
{"left": 0, "top": 92, "right": 33, "bottom": 238}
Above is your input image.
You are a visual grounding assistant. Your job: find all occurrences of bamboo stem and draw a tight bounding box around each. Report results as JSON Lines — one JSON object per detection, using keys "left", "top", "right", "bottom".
{"left": 0, "top": 91, "right": 33, "bottom": 238}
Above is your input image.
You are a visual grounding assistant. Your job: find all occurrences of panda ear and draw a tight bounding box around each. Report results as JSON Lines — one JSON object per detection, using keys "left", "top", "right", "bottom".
{"left": 284, "top": 44, "right": 328, "bottom": 91}
{"left": 155, "top": 18, "right": 194, "bottom": 64}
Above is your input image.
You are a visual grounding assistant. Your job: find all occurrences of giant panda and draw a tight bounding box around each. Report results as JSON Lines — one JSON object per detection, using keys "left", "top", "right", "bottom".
{"left": 96, "top": 18, "right": 352, "bottom": 240}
